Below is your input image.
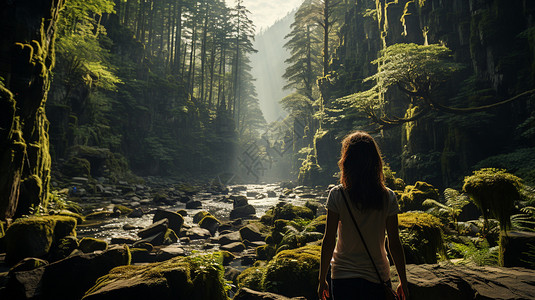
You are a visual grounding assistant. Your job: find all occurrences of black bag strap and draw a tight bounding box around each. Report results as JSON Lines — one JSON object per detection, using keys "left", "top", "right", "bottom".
{"left": 340, "top": 188, "right": 386, "bottom": 284}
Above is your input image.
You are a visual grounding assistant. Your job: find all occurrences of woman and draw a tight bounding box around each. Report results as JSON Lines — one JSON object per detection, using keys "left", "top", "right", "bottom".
{"left": 317, "top": 131, "right": 409, "bottom": 300}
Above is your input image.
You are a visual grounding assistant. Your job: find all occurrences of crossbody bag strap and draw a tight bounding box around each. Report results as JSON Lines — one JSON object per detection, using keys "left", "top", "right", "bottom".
{"left": 340, "top": 189, "right": 386, "bottom": 284}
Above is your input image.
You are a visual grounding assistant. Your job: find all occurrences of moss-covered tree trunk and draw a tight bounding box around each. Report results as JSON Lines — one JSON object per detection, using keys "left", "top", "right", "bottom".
{"left": 0, "top": 0, "right": 64, "bottom": 219}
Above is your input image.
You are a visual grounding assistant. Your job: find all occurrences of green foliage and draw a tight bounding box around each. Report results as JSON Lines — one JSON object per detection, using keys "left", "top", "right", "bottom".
{"left": 338, "top": 43, "right": 464, "bottom": 128}
{"left": 463, "top": 168, "right": 523, "bottom": 231}
{"left": 423, "top": 188, "right": 470, "bottom": 233}
{"left": 448, "top": 239, "right": 499, "bottom": 266}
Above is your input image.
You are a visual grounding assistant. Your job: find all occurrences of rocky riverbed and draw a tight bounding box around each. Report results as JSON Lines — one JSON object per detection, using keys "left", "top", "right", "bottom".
{"left": 1, "top": 176, "right": 534, "bottom": 300}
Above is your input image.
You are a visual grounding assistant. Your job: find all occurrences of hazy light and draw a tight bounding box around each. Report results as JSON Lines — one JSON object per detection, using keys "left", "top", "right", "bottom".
{"left": 225, "top": 0, "right": 303, "bottom": 32}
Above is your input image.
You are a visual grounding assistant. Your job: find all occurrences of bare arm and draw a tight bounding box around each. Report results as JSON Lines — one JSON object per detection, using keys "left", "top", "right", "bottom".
{"left": 386, "top": 214, "right": 409, "bottom": 299}
{"left": 317, "top": 209, "right": 339, "bottom": 299}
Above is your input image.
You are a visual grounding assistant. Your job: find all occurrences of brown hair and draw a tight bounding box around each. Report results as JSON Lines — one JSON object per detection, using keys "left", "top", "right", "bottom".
{"left": 338, "top": 131, "right": 387, "bottom": 210}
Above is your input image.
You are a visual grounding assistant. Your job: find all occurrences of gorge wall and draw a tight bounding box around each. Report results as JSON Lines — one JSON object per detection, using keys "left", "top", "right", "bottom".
{"left": 323, "top": 0, "right": 535, "bottom": 187}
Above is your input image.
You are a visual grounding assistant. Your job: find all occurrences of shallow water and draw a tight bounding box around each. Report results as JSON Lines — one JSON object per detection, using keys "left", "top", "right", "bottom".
{"left": 76, "top": 183, "right": 325, "bottom": 243}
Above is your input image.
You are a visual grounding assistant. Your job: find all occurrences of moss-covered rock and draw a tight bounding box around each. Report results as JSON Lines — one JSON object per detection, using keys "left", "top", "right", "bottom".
{"left": 236, "top": 263, "right": 267, "bottom": 291}
{"left": 5, "top": 215, "right": 77, "bottom": 265}
{"left": 163, "top": 229, "right": 179, "bottom": 245}
{"left": 83, "top": 252, "right": 227, "bottom": 300}
{"left": 153, "top": 209, "right": 184, "bottom": 233}
{"left": 263, "top": 245, "right": 320, "bottom": 299}
{"left": 79, "top": 237, "right": 108, "bottom": 253}
{"left": 265, "top": 203, "right": 315, "bottom": 225}
{"left": 256, "top": 244, "right": 277, "bottom": 260}
{"left": 399, "top": 181, "right": 440, "bottom": 211}
{"left": 199, "top": 215, "right": 221, "bottom": 235}
{"left": 193, "top": 211, "right": 212, "bottom": 224}
{"left": 304, "top": 215, "right": 327, "bottom": 233}
{"left": 398, "top": 212, "right": 444, "bottom": 264}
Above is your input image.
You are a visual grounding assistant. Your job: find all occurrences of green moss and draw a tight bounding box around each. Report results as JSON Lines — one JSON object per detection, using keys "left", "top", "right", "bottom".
{"left": 236, "top": 265, "right": 266, "bottom": 291}
{"left": 83, "top": 252, "right": 226, "bottom": 300}
{"left": 463, "top": 168, "right": 522, "bottom": 231}
{"left": 305, "top": 215, "right": 327, "bottom": 233}
{"left": 399, "top": 181, "right": 439, "bottom": 211}
{"left": 269, "top": 203, "right": 314, "bottom": 224}
{"left": 5, "top": 215, "right": 77, "bottom": 265}
{"left": 398, "top": 212, "right": 444, "bottom": 264}
{"left": 263, "top": 245, "right": 321, "bottom": 299}
{"left": 219, "top": 250, "right": 235, "bottom": 266}
{"left": 79, "top": 237, "right": 108, "bottom": 253}
{"left": 256, "top": 244, "right": 277, "bottom": 261}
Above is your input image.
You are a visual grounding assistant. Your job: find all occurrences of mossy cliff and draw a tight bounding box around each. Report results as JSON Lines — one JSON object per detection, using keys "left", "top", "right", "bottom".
{"left": 0, "top": 0, "right": 64, "bottom": 219}
{"left": 314, "top": 0, "right": 535, "bottom": 187}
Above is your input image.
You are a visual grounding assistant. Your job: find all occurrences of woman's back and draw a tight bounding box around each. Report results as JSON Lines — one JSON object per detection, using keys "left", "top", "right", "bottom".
{"left": 326, "top": 185, "right": 399, "bottom": 283}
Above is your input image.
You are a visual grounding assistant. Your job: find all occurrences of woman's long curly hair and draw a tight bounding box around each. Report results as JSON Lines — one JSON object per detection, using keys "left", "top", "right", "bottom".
{"left": 338, "top": 131, "right": 387, "bottom": 210}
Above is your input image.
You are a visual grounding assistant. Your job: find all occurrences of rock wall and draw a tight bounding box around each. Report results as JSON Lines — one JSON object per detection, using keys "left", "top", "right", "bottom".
{"left": 0, "top": 0, "right": 64, "bottom": 219}
{"left": 328, "top": 0, "right": 535, "bottom": 187}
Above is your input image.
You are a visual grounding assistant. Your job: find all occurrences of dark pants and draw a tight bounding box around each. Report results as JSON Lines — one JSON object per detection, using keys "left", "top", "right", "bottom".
{"left": 331, "top": 277, "right": 385, "bottom": 300}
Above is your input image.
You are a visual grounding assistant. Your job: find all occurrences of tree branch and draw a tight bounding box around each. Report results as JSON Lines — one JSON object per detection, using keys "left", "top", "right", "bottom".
{"left": 430, "top": 89, "right": 535, "bottom": 114}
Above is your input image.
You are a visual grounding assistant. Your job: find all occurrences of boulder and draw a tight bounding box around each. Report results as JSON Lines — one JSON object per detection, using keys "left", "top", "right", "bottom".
{"left": 230, "top": 205, "right": 256, "bottom": 219}
{"left": 233, "top": 287, "right": 307, "bottom": 300}
{"left": 5, "top": 215, "right": 77, "bottom": 266}
{"left": 184, "top": 227, "right": 211, "bottom": 240}
{"left": 231, "top": 195, "right": 249, "bottom": 208}
{"left": 155, "top": 245, "right": 185, "bottom": 261}
{"left": 78, "top": 237, "right": 108, "bottom": 253}
{"left": 193, "top": 211, "right": 211, "bottom": 224}
{"left": 127, "top": 208, "right": 144, "bottom": 218}
{"left": 199, "top": 215, "right": 221, "bottom": 235}
{"left": 186, "top": 200, "right": 202, "bottom": 209}
{"left": 239, "top": 224, "right": 264, "bottom": 242}
{"left": 263, "top": 245, "right": 320, "bottom": 300}
{"left": 398, "top": 212, "right": 443, "bottom": 264}
{"left": 137, "top": 219, "right": 168, "bottom": 239}
{"left": 217, "top": 231, "right": 242, "bottom": 246}
{"left": 220, "top": 242, "right": 246, "bottom": 253}
{"left": 153, "top": 209, "right": 184, "bottom": 233}
{"left": 405, "top": 264, "right": 535, "bottom": 300}
{"left": 4, "top": 245, "right": 130, "bottom": 300}
{"left": 304, "top": 215, "right": 326, "bottom": 233}
{"left": 82, "top": 253, "right": 227, "bottom": 300}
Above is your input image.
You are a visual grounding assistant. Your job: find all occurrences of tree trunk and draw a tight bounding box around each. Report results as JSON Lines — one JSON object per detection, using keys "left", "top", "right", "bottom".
{"left": 0, "top": 0, "right": 64, "bottom": 219}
